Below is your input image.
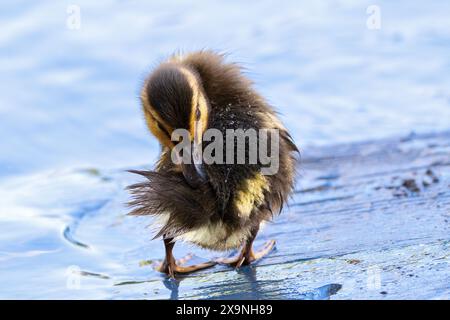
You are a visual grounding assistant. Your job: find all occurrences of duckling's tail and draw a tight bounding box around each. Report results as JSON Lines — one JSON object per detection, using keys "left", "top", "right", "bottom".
{"left": 126, "top": 170, "right": 217, "bottom": 239}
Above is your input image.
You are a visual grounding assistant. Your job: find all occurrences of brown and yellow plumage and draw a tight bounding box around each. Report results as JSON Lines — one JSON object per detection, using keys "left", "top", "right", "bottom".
{"left": 127, "top": 51, "right": 298, "bottom": 276}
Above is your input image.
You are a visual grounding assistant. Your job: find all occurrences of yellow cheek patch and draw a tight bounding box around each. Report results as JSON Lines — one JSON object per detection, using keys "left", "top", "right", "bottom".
{"left": 143, "top": 110, "right": 174, "bottom": 148}
{"left": 234, "top": 173, "right": 270, "bottom": 218}
{"left": 141, "top": 81, "right": 174, "bottom": 148}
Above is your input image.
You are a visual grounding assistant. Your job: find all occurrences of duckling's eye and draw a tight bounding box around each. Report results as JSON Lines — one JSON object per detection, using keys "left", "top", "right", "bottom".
{"left": 195, "top": 108, "right": 201, "bottom": 120}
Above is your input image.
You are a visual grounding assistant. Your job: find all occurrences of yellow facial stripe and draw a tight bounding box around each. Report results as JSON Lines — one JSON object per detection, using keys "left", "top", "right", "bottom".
{"left": 234, "top": 173, "right": 270, "bottom": 218}
{"left": 178, "top": 67, "right": 208, "bottom": 144}
{"left": 141, "top": 82, "right": 174, "bottom": 148}
{"left": 192, "top": 93, "right": 209, "bottom": 144}
{"left": 143, "top": 110, "right": 174, "bottom": 148}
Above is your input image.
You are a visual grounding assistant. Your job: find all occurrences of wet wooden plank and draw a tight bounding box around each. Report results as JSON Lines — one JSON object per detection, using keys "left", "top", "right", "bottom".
{"left": 2, "top": 131, "right": 448, "bottom": 299}
{"left": 110, "top": 131, "right": 449, "bottom": 299}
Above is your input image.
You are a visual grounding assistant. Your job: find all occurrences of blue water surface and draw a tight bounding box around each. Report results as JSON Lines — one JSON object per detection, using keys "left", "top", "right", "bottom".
{"left": 0, "top": 1, "right": 449, "bottom": 299}
{"left": 1, "top": 0, "right": 449, "bottom": 177}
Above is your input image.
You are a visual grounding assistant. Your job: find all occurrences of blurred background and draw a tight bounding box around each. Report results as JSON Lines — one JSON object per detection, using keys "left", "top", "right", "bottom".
{"left": 0, "top": 1, "right": 449, "bottom": 299}
{"left": 1, "top": 0, "right": 449, "bottom": 177}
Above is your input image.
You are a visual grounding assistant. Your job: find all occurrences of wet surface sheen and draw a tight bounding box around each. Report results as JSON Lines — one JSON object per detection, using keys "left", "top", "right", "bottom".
{"left": 1, "top": 1, "right": 450, "bottom": 299}
{"left": 1, "top": 132, "right": 449, "bottom": 299}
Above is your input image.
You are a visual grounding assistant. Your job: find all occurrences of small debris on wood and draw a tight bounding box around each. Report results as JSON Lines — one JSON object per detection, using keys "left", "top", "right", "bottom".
{"left": 346, "top": 259, "right": 362, "bottom": 265}
{"left": 425, "top": 169, "right": 439, "bottom": 183}
{"left": 402, "top": 178, "right": 421, "bottom": 193}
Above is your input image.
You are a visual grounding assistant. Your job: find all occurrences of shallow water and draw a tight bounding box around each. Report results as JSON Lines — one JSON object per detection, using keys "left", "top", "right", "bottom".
{"left": 1, "top": 132, "right": 449, "bottom": 299}
{"left": 1, "top": 1, "right": 450, "bottom": 177}
{"left": 0, "top": 168, "right": 344, "bottom": 299}
{"left": 0, "top": 1, "right": 450, "bottom": 299}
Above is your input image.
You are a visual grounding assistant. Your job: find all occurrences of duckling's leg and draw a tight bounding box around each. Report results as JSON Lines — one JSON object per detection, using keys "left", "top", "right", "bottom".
{"left": 216, "top": 225, "right": 276, "bottom": 268}
{"left": 156, "top": 237, "right": 216, "bottom": 278}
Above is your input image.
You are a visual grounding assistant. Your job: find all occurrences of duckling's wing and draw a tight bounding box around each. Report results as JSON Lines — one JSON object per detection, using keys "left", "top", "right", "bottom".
{"left": 127, "top": 170, "right": 217, "bottom": 239}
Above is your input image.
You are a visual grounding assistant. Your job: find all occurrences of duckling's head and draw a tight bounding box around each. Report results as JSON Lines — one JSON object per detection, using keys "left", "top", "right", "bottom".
{"left": 141, "top": 64, "right": 209, "bottom": 149}
{"left": 141, "top": 63, "right": 209, "bottom": 187}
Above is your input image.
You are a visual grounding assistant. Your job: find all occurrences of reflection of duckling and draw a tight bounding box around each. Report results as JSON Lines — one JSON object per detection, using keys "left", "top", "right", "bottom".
{"left": 128, "top": 51, "right": 298, "bottom": 277}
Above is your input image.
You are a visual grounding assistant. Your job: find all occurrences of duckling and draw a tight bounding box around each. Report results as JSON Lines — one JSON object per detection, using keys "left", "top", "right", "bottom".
{"left": 128, "top": 51, "right": 298, "bottom": 277}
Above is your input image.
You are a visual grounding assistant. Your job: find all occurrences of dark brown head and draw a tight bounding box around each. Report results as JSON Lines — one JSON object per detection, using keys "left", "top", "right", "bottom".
{"left": 141, "top": 63, "right": 209, "bottom": 149}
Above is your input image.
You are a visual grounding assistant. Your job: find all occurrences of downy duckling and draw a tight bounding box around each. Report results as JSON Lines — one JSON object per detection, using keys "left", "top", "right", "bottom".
{"left": 128, "top": 51, "right": 298, "bottom": 277}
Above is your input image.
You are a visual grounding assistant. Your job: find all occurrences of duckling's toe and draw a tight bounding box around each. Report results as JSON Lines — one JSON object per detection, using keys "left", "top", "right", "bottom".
{"left": 216, "top": 254, "right": 246, "bottom": 268}
{"left": 173, "top": 261, "right": 217, "bottom": 274}
{"left": 216, "top": 239, "right": 276, "bottom": 268}
{"left": 251, "top": 239, "right": 276, "bottom": 261}
{"left": 176, "top": 253, "right": 194, "bottom": 265}
{"left": 154, "top": 256, "right": 216, "bottom": 278}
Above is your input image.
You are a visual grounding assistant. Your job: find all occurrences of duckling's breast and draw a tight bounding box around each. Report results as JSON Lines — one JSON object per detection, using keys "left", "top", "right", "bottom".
{"left": 175, "top": 221, "right": 253, "bottom": 251}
